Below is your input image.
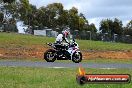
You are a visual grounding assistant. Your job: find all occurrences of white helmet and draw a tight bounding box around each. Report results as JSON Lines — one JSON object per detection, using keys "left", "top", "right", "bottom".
{"left": 62, "top": 28, "right": 70, "bottom": 37}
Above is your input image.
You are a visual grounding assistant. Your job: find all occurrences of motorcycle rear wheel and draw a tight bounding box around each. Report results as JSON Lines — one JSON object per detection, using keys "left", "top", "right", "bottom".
{"left": 44, "top": 49, "right": 56, "bottom": 62}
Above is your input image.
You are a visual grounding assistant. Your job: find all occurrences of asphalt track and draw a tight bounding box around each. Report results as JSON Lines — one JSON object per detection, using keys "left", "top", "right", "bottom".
{"left": 0, "top": 61, "right": 132, "bottom": 69}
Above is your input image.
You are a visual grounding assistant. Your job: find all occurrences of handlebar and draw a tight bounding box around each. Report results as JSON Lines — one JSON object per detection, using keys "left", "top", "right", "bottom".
{"left": 46, "top": 41, "right": 78, "bottom": 49}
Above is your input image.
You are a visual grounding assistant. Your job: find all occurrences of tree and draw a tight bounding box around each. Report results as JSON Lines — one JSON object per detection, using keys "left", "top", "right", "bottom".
{"left": 45, "top": 3, "right": 64, "bottom": 29}
{"left": 2, "top": 0, "right": 15, "bottom": 3}
{"left": 57, "top": 10, "right": 69, "bottom": 31}
{"left": 0, "top": 13, "right": 4, "bottom": 22}
{"left": 3, "top": 3, "right": 17, "bottom": 19}
{"left": 89, "top": 23, "right": 97, "bottom": 33}
{"left": 18, "top": 0, "right": 32, "bottom": 24}
{"left": 124, "top": 20, "right": 132, "bottom": 36}
{"left": 0, "top": 1, "right": 95, "bottom": 34}
{"left": 36, "top": 6, "right": 47, "bottom": 28}
{"left": 99, "top": 19, "right": 113, "bottom": 41}
{"left": 99, "top": 18, "right": 123, "bottom": 41}
{"left": 28, "top": 4, "right": 38, "bottom": 27}
{"left": 99, "top": 19, "right": 109, "bottom": 33}
{"left": 0, "top": 0, "right": 18, "bottom": 32}
{"left": 113, "top": 18, "right": 123, "bottom": 35}
{"left": 68, "top": 7, "right": 80, "bottom": 31}
{"left": 126, "top": 20, "right": 132, "bottom": 29}
{"left": 0, "top": 0, "right": 17, "bottom": 19}
{"left": 78, "top": 13, "right": 88, "bottom": 31}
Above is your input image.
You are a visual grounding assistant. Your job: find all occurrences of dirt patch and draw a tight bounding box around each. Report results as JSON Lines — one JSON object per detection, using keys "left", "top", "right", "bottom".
{"left": 0, "top": 45, "right": 47, "bottom": 59}
{"left": 82, "top": 50, "right": 132, "bottom": 59}
{"left": 0, "top": 45, "right": 132, "bottom": 59}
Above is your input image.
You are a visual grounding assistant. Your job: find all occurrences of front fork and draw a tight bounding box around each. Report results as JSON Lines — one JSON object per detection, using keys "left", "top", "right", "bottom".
{"left": 68, "top": 48, "right": 78, "bottom": 60}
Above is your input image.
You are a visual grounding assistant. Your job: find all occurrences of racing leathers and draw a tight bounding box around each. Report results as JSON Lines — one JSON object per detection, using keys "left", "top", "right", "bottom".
{"left": 55, "top": 34, "right": 69, "bottom": 44}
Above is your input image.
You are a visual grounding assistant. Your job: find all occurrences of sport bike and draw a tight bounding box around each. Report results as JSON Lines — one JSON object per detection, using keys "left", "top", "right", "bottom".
{"left": 44, "top": 39, "right": 82, "bottom": 63}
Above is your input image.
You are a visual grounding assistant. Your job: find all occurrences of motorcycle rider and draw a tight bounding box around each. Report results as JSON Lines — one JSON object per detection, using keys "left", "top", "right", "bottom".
{"left": 55, "top": 27, "right": 70, "bottom": 44}
{"left": 55, "top": 27, "right": 71, "bottom": 59}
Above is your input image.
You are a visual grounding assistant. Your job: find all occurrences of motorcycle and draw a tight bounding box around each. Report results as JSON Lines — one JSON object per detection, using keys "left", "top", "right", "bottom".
{"left": 44, "top": 39, "right": 82, "bottom": 63}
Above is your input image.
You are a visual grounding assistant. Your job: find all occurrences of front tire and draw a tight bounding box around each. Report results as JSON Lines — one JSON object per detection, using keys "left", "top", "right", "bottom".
{"left": 72, "top": 52, "right": 82, "bottom": 63}
{"left": 44, "top": 49, "right": 56, "bottom": 62}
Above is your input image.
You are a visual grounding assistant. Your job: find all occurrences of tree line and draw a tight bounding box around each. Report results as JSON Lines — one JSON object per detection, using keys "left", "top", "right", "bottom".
{"left": 0, "top": 0, "right": 132, "bottom": 40}
{"left": 0, "top": 0, "right": 97, "bottom": 33}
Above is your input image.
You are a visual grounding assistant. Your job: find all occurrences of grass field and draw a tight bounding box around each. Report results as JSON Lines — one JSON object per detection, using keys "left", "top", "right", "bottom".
{"left": 0, "top": 32, "right": 132, "bottom": 50}
{"left": 0, "top": 67, "right": 131, "bottom": 88}
{"left": 0, "top": 33, "right": 132, "bottom": 88}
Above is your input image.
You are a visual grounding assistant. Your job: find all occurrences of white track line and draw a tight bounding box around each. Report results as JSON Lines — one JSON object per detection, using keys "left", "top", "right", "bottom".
{"left": 48, "top": 67, "right": 117, "bottom": 69}
{"left": 99, "top": 68, "right": 116, "bottom": 69}
{"left": 48, "top": 67, "right": 69, "bottom": 69}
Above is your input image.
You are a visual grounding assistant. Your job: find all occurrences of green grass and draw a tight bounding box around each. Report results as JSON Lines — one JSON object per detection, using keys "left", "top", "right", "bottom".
{"left": 78, "top": 40, "right": 132, "bottom": 51}
{"left": 0, "top": 33, "right": 54, "bottom": 46}
{"left": 0, "top": 32, "right": 131, "bottom": 88}
{"left": 0, "top": 67, "right": 131, "bottom": 88}
{"left": 0, "top": 32, "right": 132, "bottom": 50}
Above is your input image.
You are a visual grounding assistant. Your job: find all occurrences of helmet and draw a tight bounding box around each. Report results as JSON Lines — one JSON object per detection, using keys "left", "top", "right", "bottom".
{"left": 62, "top": 28, "right": 70, "bottom": 37}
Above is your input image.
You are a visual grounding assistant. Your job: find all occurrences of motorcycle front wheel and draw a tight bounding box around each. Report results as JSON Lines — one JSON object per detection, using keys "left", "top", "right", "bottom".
{"left": 72, "top": 52, "right": 82, "bottom": 63}
{"left": 44, "top": 49, "right": 56, "bottom": 62}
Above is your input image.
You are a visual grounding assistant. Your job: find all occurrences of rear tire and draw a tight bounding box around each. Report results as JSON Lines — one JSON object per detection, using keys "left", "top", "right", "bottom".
{"left": 72, "top": 52, "right": 82, "bottom": 63}
{"left": 44, "top": 49, "right": 56, "bottom": 62}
